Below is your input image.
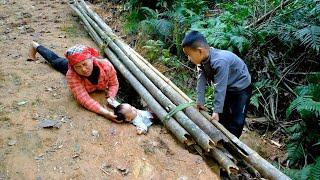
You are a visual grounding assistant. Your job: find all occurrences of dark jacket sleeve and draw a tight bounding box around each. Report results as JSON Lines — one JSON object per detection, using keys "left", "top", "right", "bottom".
{"left": 212, "top": 60, "right": 229, "bottom": 113}
{"left": 196, "top": 67, "right": 207, "bottom": 105}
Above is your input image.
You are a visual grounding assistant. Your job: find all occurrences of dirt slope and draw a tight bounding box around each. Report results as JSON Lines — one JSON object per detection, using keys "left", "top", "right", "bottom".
{"left": 0, "top": 0, "right": 219, "bottom": 179}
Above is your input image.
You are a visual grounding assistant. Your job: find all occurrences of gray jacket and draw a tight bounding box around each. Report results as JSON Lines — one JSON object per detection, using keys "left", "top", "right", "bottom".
{"left": 197, "top": 48, "right": 251, "bottom": 113}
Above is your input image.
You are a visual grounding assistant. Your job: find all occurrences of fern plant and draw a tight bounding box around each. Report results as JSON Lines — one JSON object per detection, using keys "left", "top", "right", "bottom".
{"left": 294, "top": 26, "right": 320, "bottom": 54}
{"left": 284, "top": 157, "right": 320, "bottom": 180}
{"left": 284, "top": 72, "right": 320, "bottom": 179}
{"left": 258, "top": 0, "right": 320, "bottom": 54}
{"left": 192, "top": 18, "right": 251, "bottom": 54}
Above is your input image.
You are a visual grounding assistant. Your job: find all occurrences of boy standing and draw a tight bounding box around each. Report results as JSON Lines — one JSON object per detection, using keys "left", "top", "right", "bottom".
{"left": 181, "top": 31, "right": 252, "bottom": 138}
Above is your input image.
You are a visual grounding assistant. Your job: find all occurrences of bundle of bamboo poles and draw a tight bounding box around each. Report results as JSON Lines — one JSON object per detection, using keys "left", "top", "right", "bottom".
{"left": 69, "top": 1, "right": 290, "bottom": 179}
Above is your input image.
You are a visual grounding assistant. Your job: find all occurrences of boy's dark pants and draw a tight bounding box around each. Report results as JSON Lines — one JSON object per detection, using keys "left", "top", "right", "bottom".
{"left": 36, "top": 45, "right": 68, "bottom": 75}
{"left": 219, "top": 85, "right": 252, "bottom": 138}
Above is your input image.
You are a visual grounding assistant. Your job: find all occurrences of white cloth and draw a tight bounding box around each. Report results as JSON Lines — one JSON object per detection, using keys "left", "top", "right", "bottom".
{"left": 107, "top": 98, "right": 120, "bottom": 108}
{"left": 132, "top": 110, "right": 153, "bottom": 132}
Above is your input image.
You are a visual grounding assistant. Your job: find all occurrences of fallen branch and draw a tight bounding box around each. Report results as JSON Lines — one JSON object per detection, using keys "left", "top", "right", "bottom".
{"left": 246, "top": 0, "right": 292, "bottom": 28}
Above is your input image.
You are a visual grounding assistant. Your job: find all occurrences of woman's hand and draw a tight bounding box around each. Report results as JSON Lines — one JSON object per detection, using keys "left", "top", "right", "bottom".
{"left": 99, "top": 107, "right": 122, "bottom": 123}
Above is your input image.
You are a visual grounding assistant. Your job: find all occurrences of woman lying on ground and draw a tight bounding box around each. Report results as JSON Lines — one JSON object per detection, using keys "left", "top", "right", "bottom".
{"left": 28, "top": 41, "right": 121, "bottom": 122}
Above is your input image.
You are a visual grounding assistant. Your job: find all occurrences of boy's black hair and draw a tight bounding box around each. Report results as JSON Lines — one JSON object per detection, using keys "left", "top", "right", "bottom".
{"left": 114, "top": 104, "right": 126, "bottom": 122}
{"left": 181, "top": 30, "right": 209, "bottom": 49}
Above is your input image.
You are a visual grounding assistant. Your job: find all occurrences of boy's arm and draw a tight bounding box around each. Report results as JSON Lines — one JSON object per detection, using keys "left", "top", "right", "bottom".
{"left": 196, "top": 68, "right": 207, "bottom": 106}
{"left": 212, "top": 60, "right": 229, "bottom": 113}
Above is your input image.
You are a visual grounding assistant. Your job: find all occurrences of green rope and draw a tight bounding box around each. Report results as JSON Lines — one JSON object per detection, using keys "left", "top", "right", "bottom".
{"left": 164, "top": 102, "right": 195, "bottom": 122}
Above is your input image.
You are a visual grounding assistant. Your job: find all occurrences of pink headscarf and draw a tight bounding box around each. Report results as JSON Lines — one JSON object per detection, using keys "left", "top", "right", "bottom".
{"left": 65, "top": 45, "right": 99, "bottom": 67}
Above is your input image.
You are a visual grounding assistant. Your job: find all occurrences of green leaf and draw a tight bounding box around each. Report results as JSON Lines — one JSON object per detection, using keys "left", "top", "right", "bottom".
{"left": 294, "top": 26, "right": 320, "bottom": 54}
{"left": 309, "top": 157, "right": 320, "bottom": 180}
{"left": 250, "top": 93, "right": 261, "bottom": 109}
{"left": 17, "top": 100, "right": 28, "bottom": 106}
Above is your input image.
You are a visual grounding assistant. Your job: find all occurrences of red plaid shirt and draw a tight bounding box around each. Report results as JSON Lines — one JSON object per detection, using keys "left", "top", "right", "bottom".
{"left": 66, "top": 59, "right": 119, "bottom": 113}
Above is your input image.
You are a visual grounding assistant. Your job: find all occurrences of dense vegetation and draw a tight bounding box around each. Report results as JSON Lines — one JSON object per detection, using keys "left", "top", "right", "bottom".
{"left": 101, "top": 0, "right": 320, "bottom": 178}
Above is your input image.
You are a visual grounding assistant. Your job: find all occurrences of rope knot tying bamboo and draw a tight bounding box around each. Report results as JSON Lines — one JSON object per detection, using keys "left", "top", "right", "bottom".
{"left": 164, "top": 102, "right": 195, "bottom": 122}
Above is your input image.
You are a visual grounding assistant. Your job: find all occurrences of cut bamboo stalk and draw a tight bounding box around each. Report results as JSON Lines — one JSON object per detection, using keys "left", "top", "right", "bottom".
{"left": 207, "top": 147, "right": 239, "bottom": 175}
{"left": 71, "top": 3, "right": 240, "bottom": 174}
{"left": 76, "top": 0, "right": 228, "bottom": 146}
{"left": 71, "top": 4, "right": 194, "bottom": 145}
{"left": 78, "top": 0, "right": 191, "bottom": 102}
{"left": 200, "top": 111, "right": 291, "bottom": 180}
{"left": 73, "top": 1, "right": 216, "bottom": 152}
{"left": 77, "top": 4, "right": 290, "bottom": 178}
{"left": 71, "top": 2, "right": 290, "bottom": 179}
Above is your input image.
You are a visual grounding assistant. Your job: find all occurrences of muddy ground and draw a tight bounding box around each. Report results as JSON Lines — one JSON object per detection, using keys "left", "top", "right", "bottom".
{"left": 0, "top": 0, "right": 284, "bottom": 179}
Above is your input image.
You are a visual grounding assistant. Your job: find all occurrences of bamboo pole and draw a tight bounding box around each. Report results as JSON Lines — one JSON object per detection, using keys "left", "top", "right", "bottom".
{"left": 73, "top": 1, "right": 216, "bottom": 152}
{"left": 208, "top": 147, "right": 239, "bottom": 175}
{"left": 71, "top": 2, "right": 290, "bottom": 179}
{"left": 78, "top": 0, "right": 191, "bottom": 101}
{"left": 200, "top": 110, "right": 291, "bottom": 180}
{"left": 70, "top": 2, "right": 240, "bottom": 174}
{"left": 76, "top": 0, "right": 228, "bottom": 146}
{"left": 70, "top": 4, "right": 193, "bottom": 146}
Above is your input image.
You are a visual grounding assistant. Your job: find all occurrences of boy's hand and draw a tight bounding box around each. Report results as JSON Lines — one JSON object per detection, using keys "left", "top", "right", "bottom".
{"left": 196, "top": 103, "right": 208, "bottom": 111}
{"left": 210, "top": 113, "right": 219, "bottom": 121}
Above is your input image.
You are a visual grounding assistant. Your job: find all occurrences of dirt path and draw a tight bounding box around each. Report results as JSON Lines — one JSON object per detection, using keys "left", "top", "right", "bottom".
{"left": 0, "top": 0, "right": 219, "bottom": 179}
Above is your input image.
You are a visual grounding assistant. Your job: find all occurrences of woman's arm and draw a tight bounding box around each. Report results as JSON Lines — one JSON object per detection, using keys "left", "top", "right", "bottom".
{"left": 67, "top": 70, "right": 119, "bottom": 122}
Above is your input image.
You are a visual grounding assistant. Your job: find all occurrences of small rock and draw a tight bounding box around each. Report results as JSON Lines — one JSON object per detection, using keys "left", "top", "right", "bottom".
{"left": 101, "top": 163, "right": 113, "bottom": 174}
{"left": 12, "top": 53, "right": 21, "bottom": 59}
{"left": 35, "top": 154, "right": 44, "bottom": 161}
{"left": 22, "top": 12, "right": 32, "bottom": 18}
{"left": 72, "top": 153, "right": 80, "bottom": 159}
{"left": 26, "top": 27, "right": 35, "bottom": 33}
{"left": 132, "top": 159, "right": 154, "bottom": 178}
{"left": 109, "top": 127, "right": 117, "bottom": 136}
{"left": 37, "top": 119, "right": 62, "bottom": 129}
{"left": 8, "top": 139, "right": 17, "bottom": 146}
{"left": 117, "top": 166, "right": 129, "bottom": 176}
{"left": 45, "top": 87, "right": 53, "bottom": 92}
{"left": 4, "top": 28, "right": 12, "bottom": 34}
{"left": 178, "top": 176, "right": 188, "bottom": 180}
{"left": 92, "top": 130, "right": 99, "bottom": 138}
